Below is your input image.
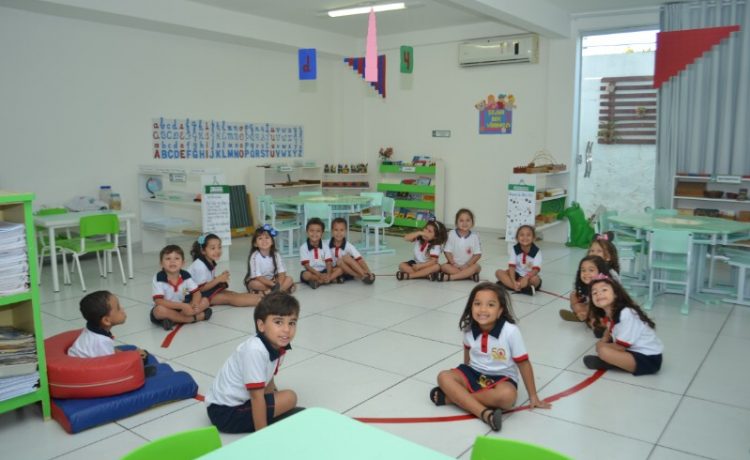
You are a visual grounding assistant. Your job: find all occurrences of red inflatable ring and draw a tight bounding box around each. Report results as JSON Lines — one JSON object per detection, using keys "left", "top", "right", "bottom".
{"left": 45, "top": 330, "right": 145, "bottom": 399}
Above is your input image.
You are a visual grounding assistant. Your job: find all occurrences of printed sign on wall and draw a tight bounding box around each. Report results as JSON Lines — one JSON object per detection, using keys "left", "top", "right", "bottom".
{"left": 474, "top": 93, "right": 517, "bottom": 135}
{"left": 505, "top": 174, "right": 536, "bottom": 242}
{"left": 152, "top": 118, "right": 304, "bottom": 160}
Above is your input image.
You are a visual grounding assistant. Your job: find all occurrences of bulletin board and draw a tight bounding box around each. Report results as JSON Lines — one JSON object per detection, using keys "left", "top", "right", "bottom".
{"left": 153, "top": 118, "right": 303, "bottom": 160}
{"left": 505, "top": 174, "right": 536, "bottom": 242}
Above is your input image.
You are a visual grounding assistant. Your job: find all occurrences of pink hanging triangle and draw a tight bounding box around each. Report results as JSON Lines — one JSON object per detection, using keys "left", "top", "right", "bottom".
{"left": 365, "top": 9, "right": 378, "bottom": 82}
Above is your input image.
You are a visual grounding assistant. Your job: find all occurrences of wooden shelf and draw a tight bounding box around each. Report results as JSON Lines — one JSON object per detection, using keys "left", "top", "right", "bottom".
{"left": 674, "top": 196, "right": 750, "bottom": 203}
{"left": 536, "top": 220, "right": 564, "bottom": 231}
{"left": 536, "top": 194, "right": 567, "bottom": 204}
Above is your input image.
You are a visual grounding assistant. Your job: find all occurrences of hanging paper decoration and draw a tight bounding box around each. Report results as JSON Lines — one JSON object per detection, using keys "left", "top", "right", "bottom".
{"left": 653, "top": 25, "right": 740, "bottom": 89}
{"left": 344, "top": 55, "right": 386, "bottom": 98}
{"left": 400, "top": 46, "right": 413, "bottom": 73}
{"left": 365, "top": 9, "right": 378, "bottom": 82}
{"left": 298, "top": 48, "right": 317, "bottom": 80}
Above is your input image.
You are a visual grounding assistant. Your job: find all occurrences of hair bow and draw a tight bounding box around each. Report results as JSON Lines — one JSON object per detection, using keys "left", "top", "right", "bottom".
{"left": 262, "top": 223, "right": 278, "bottom": 237}
{"left": 592, "top": 273, "right": 610, "bottom": 281}
{"left": 596, "top": 233, "right": 609, "bottom": 241}
{"left": 197, "top": 233, "right": 207, "bottom": 245}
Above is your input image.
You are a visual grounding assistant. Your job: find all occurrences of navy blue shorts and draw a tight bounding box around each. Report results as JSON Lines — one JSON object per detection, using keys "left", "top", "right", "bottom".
{"left": 207, "top": 393, "right": 276, "bottom": 433}
{"left": 300, "top": 268, "right": 326, "bottom": 283}
{"left": 406, "top": 260, "right": 417, "bottom": 266}
{"left": 339, "top": 274, "right": 355, "bottom": 281}
{"left": 201, "top": 282, "right": 228, "bottom": 301}
{"left": 454, "top": 364, "right": 517, "bottom": 393}
{"left": 514, "top": 272, "right": 542, "bottom": 291}
{"left": 629, "top": 351, "right": 662, "bottom": 376}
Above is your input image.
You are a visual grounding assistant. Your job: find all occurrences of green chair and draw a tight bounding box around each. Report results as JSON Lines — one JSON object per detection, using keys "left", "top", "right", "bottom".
{"left": 362, "top": 197, "right": 395, "bottom": 254}
{"left": 598, "top": 209, "right": 646, "bottom": 280}
{"left": 56, "top": 214, "right": 126, "bottom": 292}
{"left": 260, "top": 199, "right": 301, "bottom": 257}
{"left": 121, "top": 426, "right": 221, "bottom": 460}
{"left": 298, "top": 190, "right": 323, "bottom": 196}
{"left": 646, "top": 228, "right": 693, "bottom": 314}
{"left": 471, "top": 435, "right": 571, "bottom": 460}
{"left": 35, "top": 207, "right": 71, "bottom": 285}
{"left": 304, "top": 203, "right": 332, "bottom": 237}
{"left": 358, "top": 192, "right": 384, "bottom": 220}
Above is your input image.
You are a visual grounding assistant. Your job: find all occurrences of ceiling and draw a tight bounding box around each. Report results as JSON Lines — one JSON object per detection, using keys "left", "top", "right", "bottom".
{"left": 188, "top": 0, "right": 676, "bottom": 37}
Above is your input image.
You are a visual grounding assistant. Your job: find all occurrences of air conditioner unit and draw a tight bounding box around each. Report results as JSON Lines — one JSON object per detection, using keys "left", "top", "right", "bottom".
{"left": 458, "top": 34, "right": 539, "bottom": 66}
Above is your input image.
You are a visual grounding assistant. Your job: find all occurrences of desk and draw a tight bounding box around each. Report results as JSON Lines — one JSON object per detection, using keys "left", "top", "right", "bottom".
{"left": 199, "top": 407, "right": 452, "bottom": 460}
{"left": 609, "top": 213, "right": 750, "bottom": 298}
{"left": 34, "top": 210, "right": 136, "bottom": 292}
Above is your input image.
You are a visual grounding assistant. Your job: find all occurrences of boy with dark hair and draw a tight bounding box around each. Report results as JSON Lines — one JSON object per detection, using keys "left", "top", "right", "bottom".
{"left": 299, "top": 217, "right": 342, "bottom": 289}
{"left": 206, "top": 292, "right": 302, "bottom": 433}
{"left": 150, "top": 244, "right": 209, "bottom": 330}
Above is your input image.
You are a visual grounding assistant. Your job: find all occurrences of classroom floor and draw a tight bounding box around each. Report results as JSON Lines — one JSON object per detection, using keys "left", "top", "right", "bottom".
{"left": 1, "top": 232, "right": 749, "bottom": 460}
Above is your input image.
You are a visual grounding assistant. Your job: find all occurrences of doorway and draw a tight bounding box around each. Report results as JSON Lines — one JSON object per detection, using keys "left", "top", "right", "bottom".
{"left": 574, "top": 30, "right": 658, "bottom": 217}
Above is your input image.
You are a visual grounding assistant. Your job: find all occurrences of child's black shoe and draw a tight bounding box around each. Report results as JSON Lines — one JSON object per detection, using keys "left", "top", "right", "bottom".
{"left": 583, "top": 355, "right": 616, "bottom": 370}
{"left": 161, "top": 319, "right": 174, "bottom": 331}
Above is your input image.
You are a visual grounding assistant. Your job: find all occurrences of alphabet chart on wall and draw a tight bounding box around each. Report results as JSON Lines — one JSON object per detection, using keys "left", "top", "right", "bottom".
{"left": 505, "top": 174, "right": 536, "bottom": 242}
{"left": 152, "top": 118, "right": 303, "bottom": 160}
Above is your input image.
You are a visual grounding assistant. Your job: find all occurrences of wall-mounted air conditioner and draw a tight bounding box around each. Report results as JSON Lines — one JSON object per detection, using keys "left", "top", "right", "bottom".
{"left": 458, "top": 34, "right": 539, "bottom": 66}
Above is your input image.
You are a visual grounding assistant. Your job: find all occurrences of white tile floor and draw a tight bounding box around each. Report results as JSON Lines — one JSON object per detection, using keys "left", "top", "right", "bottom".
{"left": 3, "top": 232, "right": 750, "bottom": 460}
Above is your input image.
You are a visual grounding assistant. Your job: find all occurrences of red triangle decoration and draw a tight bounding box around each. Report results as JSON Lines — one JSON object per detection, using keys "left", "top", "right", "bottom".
{"left": 654, "top": 25, "right": 740, "bottom": 89}
{"left": 344, "top": 55, "right": 386, "bottom": 98}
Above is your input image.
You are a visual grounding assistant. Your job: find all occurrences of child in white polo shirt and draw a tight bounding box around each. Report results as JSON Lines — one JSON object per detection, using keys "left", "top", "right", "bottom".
{"left": 396, "top": 219, "right": 447, "bottom": 281}
{"left": 299, "top": 218, "right": 342, "bottom": 289}
{"left": 206, "top": 292, "right": 301, "bottom": 433}
{"left": 440, "top": 208, "right": 482, "bottom": 282}
{"left": 328, "top": 218, "right": 375, "bottom": 284}
{"left": 430, "top": 282, "right": 550, "bottom": 432}
{"left": 245, "top": 224, "right": 295, "bottom": 294}
{"left": 150, "top": 245, "right": 209, "bottom": 331}
{"left": 583, "top": 275, "right": 664, "bottom": 375}
{"left": 68, "top": 290, "right": 153, "bottom": 374}
{"left": 496, "top": 225, "right": 542, "bottom": 295}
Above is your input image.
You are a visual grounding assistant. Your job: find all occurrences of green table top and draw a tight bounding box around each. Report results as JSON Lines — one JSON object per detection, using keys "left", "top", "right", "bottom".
{"left": 273, "top": 195, "right": 373, "bottom": 207}
{"left": 609, "top": 213, "right": 750, "bottom": 235}
{"left": 199, "top": 407, "right": 452, "bottom": 460}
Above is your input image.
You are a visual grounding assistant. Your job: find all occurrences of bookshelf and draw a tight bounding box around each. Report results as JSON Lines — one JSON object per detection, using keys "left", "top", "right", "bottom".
{"left": 376, "top": 160, "right": 445, "bottom": 228}
{"left": 0, "top": 191, "right": 51, "bottom": 419}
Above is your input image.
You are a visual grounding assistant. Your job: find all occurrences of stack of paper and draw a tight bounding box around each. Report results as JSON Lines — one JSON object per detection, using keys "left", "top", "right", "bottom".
{"left": 0, "top": 222, "right": 29, "bottom": 295}
{"left": 0, "top": 326, "right": 38, "bottom": 401}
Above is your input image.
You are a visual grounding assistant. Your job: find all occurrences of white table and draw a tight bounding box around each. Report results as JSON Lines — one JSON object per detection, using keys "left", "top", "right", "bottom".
{"left": 199, "top": 407, "right": 452, "bottom": 460}
{"left": 34, "top": 210, "right": 136, "bottom": 292}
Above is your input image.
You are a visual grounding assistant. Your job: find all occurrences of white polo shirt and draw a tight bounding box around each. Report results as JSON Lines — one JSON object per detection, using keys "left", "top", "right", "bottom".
{"left": 508, "top": 243, "right": 542, "bottom": 277}
{"left": 299, "top": 240, "right": 332, "bottom": 271}
{"left": 187, "top": 257, "right": 217, "bottom": 287}
{"left": 608, "top": 307, "right": 663, "bottom": 356}
{"left": 152, "top": 270, "right": 200, "bottom": 303}
{"left": 413, "top": 239, "right": 441, "bottom": 263}
{"left": 444, "top": 229, "right": 482, "bottom": 266}
{"left": 67, "top": 325, "right": 115, "bottom": 358}
{"left": 327, "top": 238, "right": 362, "bottom": 265}
{"left": 248, "top": 251, "right": 287, "bottom": 280}
{"left": 205, "top": 334, "right": 290, "bottom": 407}
{"left": 463, "top": 320, "right": 528, "bottom": 383}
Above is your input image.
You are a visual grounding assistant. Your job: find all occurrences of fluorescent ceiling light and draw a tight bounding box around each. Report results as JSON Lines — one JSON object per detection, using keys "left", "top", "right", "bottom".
{"left": 327, "top": 2, "right": 406, "bottom": 18}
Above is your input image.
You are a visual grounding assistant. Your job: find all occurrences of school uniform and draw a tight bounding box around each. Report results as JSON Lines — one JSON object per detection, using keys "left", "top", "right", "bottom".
{"left": 409, "top": 239, "right": 441, "bottom": 264}
{"left": 188, "top": 256, "right": 228, "bottom": 300}
{"left": 508, "top": 243, "right": 542, "bottom": 277}
{"left": 606, "top": 307, "right": 664, "bottom": 375}
{"left": 248, "top": 251, "right": 287, "bottom": 280}
{"left": 205, "top": 333, "right": 290, "bottom": 433}
{"left": 328, "top": 237, "right": 362, "bottom": 280}
{"left": 444, "top": 229, "right": 482, "bottom": 266}
{"left": 299, "top": 239, "right": 332, "bottom": 282}
{"left": 454, "top": 319, "right": 527, "bottom": 392}
{"left": 149, "top": 269, "right": 200, "bottom": 324}
{"left": 67, "top": 323, "right": 115, "bottom": 358}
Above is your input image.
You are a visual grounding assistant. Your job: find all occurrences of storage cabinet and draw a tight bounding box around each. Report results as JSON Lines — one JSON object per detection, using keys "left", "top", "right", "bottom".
{"left": 505, "top": 172, "right": 569, "bottom": 243}
{"left": 0, "top": 191, "right": 51, "bottom": 419}
{"left": 138, "top": 165, "right": 224, "bottom": 253}
{"left": 673, "top": 175, "right": 750, "bottom": 220}
{"left": 376, "top": 159, "right": 444, "bottom": 228}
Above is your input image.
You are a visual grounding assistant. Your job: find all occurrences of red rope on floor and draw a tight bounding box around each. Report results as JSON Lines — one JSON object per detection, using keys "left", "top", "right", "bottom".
{"left": 160, "top": 324, "right": 183, "bottom": 348}
{"left": 538, "top": 288, "right": 570, "bottom": 301}
{"left": 353, "top": 369, "right": 606, "bottom": 424}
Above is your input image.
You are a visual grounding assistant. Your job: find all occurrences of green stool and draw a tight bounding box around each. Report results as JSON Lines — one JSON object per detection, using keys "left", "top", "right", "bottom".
{"left": 121, "top": 426, "right": 221, "bottom": 460}
{"left": 471, "top": 435, "right": 572, "bottom": 460}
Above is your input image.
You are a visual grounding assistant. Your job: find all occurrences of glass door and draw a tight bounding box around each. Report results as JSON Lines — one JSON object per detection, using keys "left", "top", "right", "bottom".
{"left": 574, "top": 30, "right": 658, "bottom": 217}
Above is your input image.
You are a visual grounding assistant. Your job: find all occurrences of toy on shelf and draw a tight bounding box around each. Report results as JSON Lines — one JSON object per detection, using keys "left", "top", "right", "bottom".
{"left": 513, "top": 150, "right": 567, "bottom": 174}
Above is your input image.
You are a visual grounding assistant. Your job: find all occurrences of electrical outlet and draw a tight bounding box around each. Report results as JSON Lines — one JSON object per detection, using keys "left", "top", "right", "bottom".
{"left": 432, "top": 130, "right": 451, "bottom": 138}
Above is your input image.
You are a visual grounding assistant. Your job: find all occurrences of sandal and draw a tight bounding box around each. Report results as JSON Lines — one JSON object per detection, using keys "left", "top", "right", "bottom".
{"left": 429, "top": 386, "right": 446, "bottom": 406}
{"left": 396, "top": 271, "right": 409, "bottom": 281}
{"left": 583, "top": 355, "right": 616, "bottom": 370}
{"left": 481, "top": 408, "right": 502, "bottom": 432}
{"left": 362, "top": 273, "right": 376, "bottom": 285}
{"left": 203, "top": 308, "right": 213, "bottom": 321}
{"left": 441, "top": 273, "right": 450, "bottom": 282}
{"left": 559, "top": 309, "right": 583, "bottom": 322}
{"left": 472, "top": 273, "right": 480, "bottom": 282}
{"left": 161, "top": 318, "right": 174, "bottom": 331}
{"left": 429, "top": 272, "right": 440, "bottom": 282}
{"left": 308, "top": 280, "right": 320, "bottom": 289}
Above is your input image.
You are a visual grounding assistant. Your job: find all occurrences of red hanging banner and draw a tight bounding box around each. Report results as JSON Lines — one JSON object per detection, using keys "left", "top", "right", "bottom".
{"left": 653, "top": 25, "right": 740, "bottom": 89}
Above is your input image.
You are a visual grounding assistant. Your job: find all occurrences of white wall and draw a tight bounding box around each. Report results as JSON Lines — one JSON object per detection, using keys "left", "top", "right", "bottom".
{"left": 0, "top": 7, "right": 340, "bottom": 220}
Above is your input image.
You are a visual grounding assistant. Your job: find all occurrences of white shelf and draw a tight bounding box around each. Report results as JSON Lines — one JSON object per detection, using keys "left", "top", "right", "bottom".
{"left": 675, "top": 175, "right": 750, "bottom": 183}
{"left": 520, "top": 170, "right": 569, "bottom": 177}
{"left": 323, "top": 173, "right": 370, "bottom": 176}
{"left": 674, "top": 196, "right": 749, "bottom": 203}
{"left": 140, "top": 197, "right": 201, "bottom": 208}
{"left": 323, "top": 186, "right": 370, "bottom": 190}
{"left": 536, "top": 194, "right": 567, "bottom": 204}
{"left": 265, "top": 183, "right": 320, "bottom": 190}
{"left": 536, "top": 220, "right": 564, "bottom": 232}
